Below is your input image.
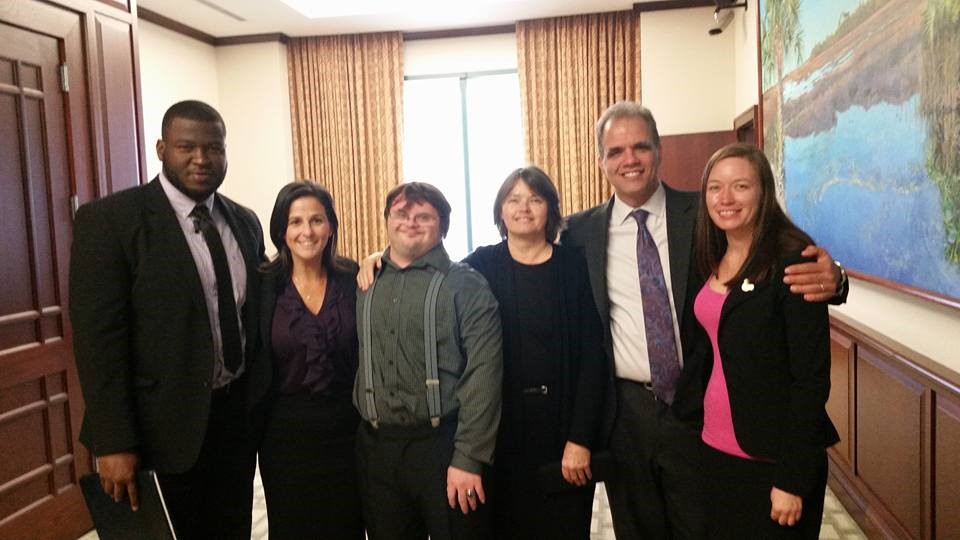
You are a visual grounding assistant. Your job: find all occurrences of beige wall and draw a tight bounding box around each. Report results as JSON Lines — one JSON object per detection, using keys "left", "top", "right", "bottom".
{"left": 138, "top": 20, "right": 220, "bottom": 180}
{"left": 215, "top": 42, "right": 295, "bottom": 242}
{"left": 640, "top": 7, "right": 735, "bottom": 135}
{"left": 137, "top": 22, "right": 293, "bottom": 251}
{"left": 404, "top": 34, "right": 518, "bottom": 75}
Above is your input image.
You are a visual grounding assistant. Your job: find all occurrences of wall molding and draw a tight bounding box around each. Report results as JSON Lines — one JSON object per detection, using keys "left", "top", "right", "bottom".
{"left": 137, "top": 6, "right": 216, "bottom": 45}
{"left": 633, "top": 1, "right": 715, "bottom": 13}
{"left": 402, "top": 24, "right": 516, "bottom": 41}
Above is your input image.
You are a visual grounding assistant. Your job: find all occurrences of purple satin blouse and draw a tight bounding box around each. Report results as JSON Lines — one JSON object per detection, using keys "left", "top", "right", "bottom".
{"left": 271, "top": 276, "right": 358, "bottom": 395}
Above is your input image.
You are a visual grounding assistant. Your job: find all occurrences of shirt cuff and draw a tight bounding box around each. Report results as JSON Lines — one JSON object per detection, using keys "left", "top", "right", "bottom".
{"left": 449, "top": 449, "right": 484, "bottom": 474}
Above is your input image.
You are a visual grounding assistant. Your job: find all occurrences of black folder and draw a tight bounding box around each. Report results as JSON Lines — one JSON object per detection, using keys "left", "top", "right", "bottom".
{"left": 80, "top": 470, "right": 177, "bottom": 540}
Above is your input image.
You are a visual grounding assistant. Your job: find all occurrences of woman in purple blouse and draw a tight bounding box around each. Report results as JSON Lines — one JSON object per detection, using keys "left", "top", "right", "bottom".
{"left": 685, "top": 144, "right": 839, "bottom": 539}
{"left": 258, "top": 181, "right": 363, "bottom": 539}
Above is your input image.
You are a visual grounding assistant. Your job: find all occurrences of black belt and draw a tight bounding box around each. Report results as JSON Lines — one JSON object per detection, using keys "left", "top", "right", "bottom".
{"left": 615, "top": 378, "right": 655, "bottom": 392}
{"left": 364, "top": 412, "right": 456, "bottom": 438}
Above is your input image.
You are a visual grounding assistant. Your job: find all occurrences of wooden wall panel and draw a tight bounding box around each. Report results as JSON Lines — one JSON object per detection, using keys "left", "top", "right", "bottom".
{"left": 658, "top": 130, "right": 736, "bottom": 191}
{"left": 94, "top": 12, "right": 142, "bottom": 193}
{"left": 935, "top": 394, "right": 960, "bottom": 538}
{"left": 827, "top": 330, "right": 854, "bottom": 467}
{"left": 856, "top": 347, "right": 925, "bottom": 539}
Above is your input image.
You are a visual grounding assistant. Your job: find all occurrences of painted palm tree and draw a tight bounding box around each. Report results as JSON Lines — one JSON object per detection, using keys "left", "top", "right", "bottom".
{"left": 761, "top": 0, "right": 804, "bottom": 203}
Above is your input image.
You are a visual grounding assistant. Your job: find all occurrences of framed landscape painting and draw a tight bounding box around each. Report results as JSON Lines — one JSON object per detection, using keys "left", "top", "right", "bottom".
{"left": 759, "top": 0, "right": 960, "bottom": 308}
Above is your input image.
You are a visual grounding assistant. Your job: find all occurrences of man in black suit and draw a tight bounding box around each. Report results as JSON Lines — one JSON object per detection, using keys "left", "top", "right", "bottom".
{"left": 561, "top": 101, "right": 845, "bottom": 539}
{"left": 70, "top": 100, "right": 269, "bottom": 538}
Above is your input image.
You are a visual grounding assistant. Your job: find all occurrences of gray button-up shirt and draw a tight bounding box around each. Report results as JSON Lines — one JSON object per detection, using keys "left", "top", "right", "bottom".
{"left": 354, "top": 244, "right": 503, "bottom": 473}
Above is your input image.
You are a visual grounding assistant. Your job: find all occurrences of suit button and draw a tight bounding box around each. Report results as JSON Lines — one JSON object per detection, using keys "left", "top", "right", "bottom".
{"left": 202, "top": 381, "right": 210, "bottom": 388}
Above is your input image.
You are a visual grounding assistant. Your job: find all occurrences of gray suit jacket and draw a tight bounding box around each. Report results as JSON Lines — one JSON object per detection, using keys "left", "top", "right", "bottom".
{"left": 560, "top": 182, "right": 700, "bottom": 444}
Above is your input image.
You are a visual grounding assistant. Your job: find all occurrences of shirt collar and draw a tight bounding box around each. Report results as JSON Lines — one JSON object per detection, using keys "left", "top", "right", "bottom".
{"left": 381, "top": 243, "right": 450, "bottom": 274}
{"left": 159, "top": 170, "right": 215, "bottom": 220}
{"left": 611, "top": 181, "right": 667, "bottom": 225}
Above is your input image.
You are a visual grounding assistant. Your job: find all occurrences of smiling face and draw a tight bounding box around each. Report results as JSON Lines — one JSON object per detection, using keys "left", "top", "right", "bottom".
{"left": 157, "top": 117, "right": 227, "bottom": 202}
{"left": 284, "top": 196, "right": 331, "bottom": 267}
{"left": 598, "top": 116, "right": 661, "bottom": 207}
{"left": 500, "top": 180, "right": 548, "bottom": 240}
{"left": 386, "top": 197, "right": 442, "bottom": 267}
{"left": 705, "top": 156, "right": 762, "bottom": 240}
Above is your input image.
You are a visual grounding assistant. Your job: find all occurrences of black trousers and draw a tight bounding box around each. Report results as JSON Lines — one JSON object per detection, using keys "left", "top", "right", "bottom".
{"left": 489, "top": 467, "right": 594, "bottom": 539}
{"left": 489, "top": 387, "right": 593, "bottom": 539}
{"left": 156, "top": 383, "right": 258, "bottom": 540}
{"left": 259, "top": 391, "right": 363, "bottom": 540}
{"left": 703, "top": 445, "right": 828, "bottom": 540}
{"left": 356, "top": 420, "right": 492, "bottom": 540}
{"left": 605, "top": 379, "right": 705, "bottom": 540}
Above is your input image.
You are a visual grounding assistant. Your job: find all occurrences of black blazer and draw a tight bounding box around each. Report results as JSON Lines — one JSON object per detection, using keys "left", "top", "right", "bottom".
{"left": 463, "top": 243, "right": 607, "bottom": 455}
{"left": 70, "top": 178, "right": 268, "bottom": 473}
{"left": 683, "top": 253, "right": 840, "bottom": 497}
{"left": 560, "top": 184, "right": 701, "bottom": 444}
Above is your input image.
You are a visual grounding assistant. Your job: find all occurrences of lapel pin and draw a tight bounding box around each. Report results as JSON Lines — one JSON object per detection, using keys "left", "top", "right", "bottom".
{"left": 741, "top": 279, "right": 755, "bottom": 292}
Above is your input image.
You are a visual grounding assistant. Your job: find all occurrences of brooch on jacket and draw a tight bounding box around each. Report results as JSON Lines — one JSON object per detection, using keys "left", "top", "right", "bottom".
{"left": 741, "top": 279, "right": 755, "bottom": 292}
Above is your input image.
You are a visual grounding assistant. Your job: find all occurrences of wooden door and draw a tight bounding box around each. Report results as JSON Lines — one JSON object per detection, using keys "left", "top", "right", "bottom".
{"left": 0, "top": 7, "right": 94, "bottom": 540}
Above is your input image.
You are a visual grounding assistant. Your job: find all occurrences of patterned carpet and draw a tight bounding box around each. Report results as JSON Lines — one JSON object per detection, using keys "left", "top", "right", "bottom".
{"left": 588, "top": 483, "right": 865, "bottom": 540}
{"left": 80, "top": 466, "right": 866, "bottom": 539}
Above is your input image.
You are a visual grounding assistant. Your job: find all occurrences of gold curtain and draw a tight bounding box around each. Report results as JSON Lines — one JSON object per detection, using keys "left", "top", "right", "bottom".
{"left": 287, "top": 32, "right": 403, "bottom": 260}
{"left": 517, "top": 11, "right": 640, "bottom": 214}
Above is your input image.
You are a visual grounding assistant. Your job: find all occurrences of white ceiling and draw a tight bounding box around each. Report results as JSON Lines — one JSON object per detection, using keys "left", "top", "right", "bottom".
{"left": 136, "top": 0, "right": 659, "bottom": 38}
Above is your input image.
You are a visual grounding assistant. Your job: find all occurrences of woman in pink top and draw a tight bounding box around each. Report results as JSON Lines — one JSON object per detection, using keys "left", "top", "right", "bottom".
{"left": 685, "top": 143, "right": 839, "bottom": 539}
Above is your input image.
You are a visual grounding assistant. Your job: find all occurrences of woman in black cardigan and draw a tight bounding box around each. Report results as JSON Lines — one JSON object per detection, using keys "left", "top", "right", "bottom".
{"left": 462, "top": 166, "right": 606, "bottom": 539}
{"left": 684, "top": 144, "right": 839, "bottom": 539}
{"left": 257, "top": 182, "right": 363, "bottom": 540}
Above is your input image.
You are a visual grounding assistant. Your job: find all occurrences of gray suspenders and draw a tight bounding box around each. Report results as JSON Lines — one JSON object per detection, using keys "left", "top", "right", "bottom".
{"left": 361, "top": 268, "right": 447, "bottom": 429}
{"left": 422, "top": 271, "right": 445, "bottom": 427}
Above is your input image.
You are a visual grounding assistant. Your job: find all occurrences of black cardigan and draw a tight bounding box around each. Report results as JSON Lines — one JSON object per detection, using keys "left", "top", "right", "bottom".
{"left": 463, "top": 242, "right": 607, "bottom": 456}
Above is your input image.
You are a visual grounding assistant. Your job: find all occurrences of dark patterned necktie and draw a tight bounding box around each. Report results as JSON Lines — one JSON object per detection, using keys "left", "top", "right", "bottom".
{"left": 191, "top": 204, "right": 242, "bottom": 374}
{"left": 631, "top": 209, "right": 680, "bottom": 404}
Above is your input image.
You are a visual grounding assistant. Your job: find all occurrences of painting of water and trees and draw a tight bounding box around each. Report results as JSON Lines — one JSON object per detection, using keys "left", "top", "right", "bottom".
{"left": 760, "top": 0, "right": 960, "bottom": 306}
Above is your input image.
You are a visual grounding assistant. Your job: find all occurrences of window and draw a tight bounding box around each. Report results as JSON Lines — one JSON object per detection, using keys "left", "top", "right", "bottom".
{"left": 402, "top": 70, "right": 524, "bottom": 260}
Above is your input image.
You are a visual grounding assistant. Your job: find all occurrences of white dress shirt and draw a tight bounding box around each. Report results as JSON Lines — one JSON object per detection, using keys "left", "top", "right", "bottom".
{"left": 605, "top": 182, "right": 683, "bottom": 382}
{"left": 159, "top": 172, "right": 247, "bottom": 387}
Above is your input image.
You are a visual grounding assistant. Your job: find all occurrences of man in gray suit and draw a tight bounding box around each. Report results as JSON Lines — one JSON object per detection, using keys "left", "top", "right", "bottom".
{"left": 561, "top": 101, "right": 845, "bottom": 539}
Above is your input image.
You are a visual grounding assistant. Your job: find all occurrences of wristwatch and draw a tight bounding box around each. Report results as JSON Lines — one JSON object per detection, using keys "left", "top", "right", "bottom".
{"left": 834, "top": 261, "right": 848, "bottom": 297}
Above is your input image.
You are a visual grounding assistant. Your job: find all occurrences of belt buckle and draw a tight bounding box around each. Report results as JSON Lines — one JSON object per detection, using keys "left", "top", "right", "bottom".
{"left": 521, "top": 385, "right": 548, "bottom": 396}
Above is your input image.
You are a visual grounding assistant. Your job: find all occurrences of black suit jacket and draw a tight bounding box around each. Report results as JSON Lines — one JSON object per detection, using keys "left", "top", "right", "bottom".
{"left": 70, "top": 178, "right": 268, "bottom": 473}
{"left": 560, "top": 183, "right": 700, "bottom": 444}
{"left": 683, "top": 253, "right": 840, "bottom": 496}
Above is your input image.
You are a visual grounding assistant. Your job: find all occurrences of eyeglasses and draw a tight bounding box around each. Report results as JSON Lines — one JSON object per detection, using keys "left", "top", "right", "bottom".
{"left": 388, "top": 211, "right": 438, "bottom": 226}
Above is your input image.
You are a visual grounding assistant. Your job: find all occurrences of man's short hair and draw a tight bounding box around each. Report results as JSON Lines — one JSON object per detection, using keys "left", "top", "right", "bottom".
{"left": 383, "top": 182, "right": 452, "bottom": 237}
{"left": 595, "top": 101, "right": 660, "bottom": 156}
{"left": 161, "top": 100, "right": 225, "bottom": 140}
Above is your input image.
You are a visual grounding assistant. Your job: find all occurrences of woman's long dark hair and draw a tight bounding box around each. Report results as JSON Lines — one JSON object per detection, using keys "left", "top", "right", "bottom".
{"left": 261, "top": 181, "right": 345, "bottom": 277}
{"left": 694, "top": 143, "right": 814, "bottom": 286}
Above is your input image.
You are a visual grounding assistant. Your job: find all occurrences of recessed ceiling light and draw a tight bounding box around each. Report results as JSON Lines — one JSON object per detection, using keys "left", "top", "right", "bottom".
{"left": 278, "top": 0, "right": 519, "bottom": 19}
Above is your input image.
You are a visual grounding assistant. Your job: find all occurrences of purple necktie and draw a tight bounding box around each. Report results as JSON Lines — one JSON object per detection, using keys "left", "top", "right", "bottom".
{"left": 632, "top": 209, "right": 680, "bottom": 404}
